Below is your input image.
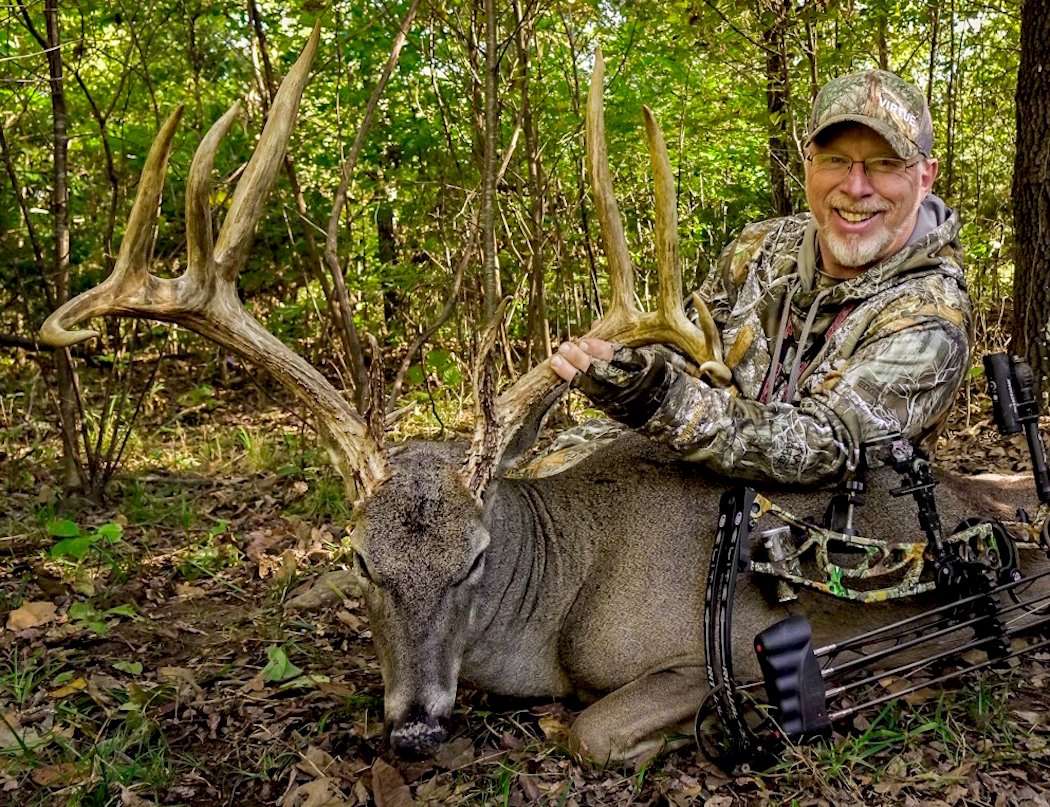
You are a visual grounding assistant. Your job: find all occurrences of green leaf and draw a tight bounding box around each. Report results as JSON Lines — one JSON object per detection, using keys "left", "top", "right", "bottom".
{"left": 426, "top": 349, "right": 450, "bottom": 371}
{"left": 262, "top": 646, "right": 303, "bottom": 683}
{"left": 104, "top": 604, "right": 137, "bottom": 619}
{"left": 278, "top": 673, "right": 330, "bottom": 690}
{"left": 51, "top": 535, "right": 96, "bottom": 560}
{"left": 94, "top": 523, "right": 124, "bottom": 543}
{"left": 67, "top": 602, "right": 98, "bottom": 621}
{"left": 84, "top": 619, "right": 109, "bottom": 636}
{"left": 46, "top": 518, "right": 80, "bottom": 538}
{"left": 113, "top": 661, "right": 143, "bottom": 675}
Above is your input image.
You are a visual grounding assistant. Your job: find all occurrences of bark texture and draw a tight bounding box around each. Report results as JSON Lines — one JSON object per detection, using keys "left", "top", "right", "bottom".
{"left": 1011, "top": 0, "right": 1050, "bottom": 394}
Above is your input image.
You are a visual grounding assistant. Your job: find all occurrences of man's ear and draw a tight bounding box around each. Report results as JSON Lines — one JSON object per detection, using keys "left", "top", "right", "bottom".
{"left": 920, "top": 158, "right": 940, "bottom": 193}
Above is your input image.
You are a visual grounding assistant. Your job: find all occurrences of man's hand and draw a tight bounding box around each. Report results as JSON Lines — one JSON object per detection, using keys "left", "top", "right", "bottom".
{"left": 548, "top": 339, "right": 673, "bottom": 428}
{"left": 550, "top": 338, "right": 615, "bottom": 381}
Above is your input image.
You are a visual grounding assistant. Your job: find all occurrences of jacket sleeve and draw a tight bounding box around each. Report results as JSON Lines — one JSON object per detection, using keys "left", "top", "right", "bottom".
{"left": 637, "top": 316, "right": 970, "bottom": 484}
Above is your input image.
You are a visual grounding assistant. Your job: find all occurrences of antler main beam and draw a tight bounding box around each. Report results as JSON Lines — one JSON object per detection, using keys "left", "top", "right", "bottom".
{"left": 461, "top": 49, "right": 732, "bottom": 497}
{"left": 39, "top": 24, "right": 391, "bottom": 498}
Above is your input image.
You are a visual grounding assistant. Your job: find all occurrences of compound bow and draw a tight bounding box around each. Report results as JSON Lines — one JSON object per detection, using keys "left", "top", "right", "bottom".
{"left": 700, "top": 352, "right": 1050, "bottom": 766}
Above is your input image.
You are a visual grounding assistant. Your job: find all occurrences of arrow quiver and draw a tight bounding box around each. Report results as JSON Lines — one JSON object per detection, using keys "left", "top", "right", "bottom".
{"left": 699, "top": 353, "right": 1050, "bottom": 766}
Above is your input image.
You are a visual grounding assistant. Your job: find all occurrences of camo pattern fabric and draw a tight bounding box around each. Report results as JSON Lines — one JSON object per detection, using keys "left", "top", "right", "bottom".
{"left": 637, "top": 203, "right": 971, "bottom": 485}
{"left": 807, "top": 69, "right": 934, "bottom": 159}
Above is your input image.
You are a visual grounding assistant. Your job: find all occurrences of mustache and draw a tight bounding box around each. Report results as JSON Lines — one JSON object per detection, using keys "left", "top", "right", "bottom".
{"left": 826, "top": 193, "right": 891, "bottom": 214}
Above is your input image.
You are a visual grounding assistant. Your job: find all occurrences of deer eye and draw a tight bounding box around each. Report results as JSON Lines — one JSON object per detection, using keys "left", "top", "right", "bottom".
{"left": 461, "top": 551, "right": 486, "bottom": 586}
{"left": 353, "top": 551, "right": 374, "bottom": 583}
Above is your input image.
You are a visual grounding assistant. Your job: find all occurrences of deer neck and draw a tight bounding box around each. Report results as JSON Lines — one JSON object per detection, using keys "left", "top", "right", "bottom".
{"left": 459, "top": 478, "right": 589, "bottom": 696}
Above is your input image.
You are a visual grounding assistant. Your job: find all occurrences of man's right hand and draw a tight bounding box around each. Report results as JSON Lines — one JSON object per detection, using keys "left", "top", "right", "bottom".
{"left": 550, "top": 340, "right": 674, "bottom": 428}
{"left": 550, "top": 338, "right": 616, "bottom": 382}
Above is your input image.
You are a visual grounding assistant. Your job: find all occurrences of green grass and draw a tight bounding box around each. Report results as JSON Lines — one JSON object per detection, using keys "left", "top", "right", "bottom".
{"left": 0, "top": 648, "right": 58, "bottom": 707}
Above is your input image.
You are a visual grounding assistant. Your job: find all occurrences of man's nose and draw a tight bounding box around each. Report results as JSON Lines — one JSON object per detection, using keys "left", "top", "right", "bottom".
{"left": 839, "top": 160, "right": 877, "bottom": 196}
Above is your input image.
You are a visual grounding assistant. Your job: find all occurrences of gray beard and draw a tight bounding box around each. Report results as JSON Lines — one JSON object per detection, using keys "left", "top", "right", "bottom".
{"left": 822, "top": 226, "right": 896, "bottom": 268}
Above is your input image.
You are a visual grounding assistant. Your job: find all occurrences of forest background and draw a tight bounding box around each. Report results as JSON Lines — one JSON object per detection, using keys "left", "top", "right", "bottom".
{"left": 1, "top": 0, "right": 1050, "bottom": 803}
{"left": 1, "top": 0, "right": 1047, "bottom": 498}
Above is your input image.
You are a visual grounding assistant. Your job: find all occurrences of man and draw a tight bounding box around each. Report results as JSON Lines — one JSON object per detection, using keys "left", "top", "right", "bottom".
{"left": 549, "top": 69, "right": 971, "bottom": 485}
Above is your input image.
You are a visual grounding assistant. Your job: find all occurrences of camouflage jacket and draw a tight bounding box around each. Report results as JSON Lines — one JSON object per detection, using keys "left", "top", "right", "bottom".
{"left": 638, "top": 194, "right": 972, "bottom": 485}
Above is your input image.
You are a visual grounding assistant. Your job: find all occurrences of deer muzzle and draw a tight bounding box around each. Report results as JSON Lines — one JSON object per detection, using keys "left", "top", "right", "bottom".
{"left": 387, "top": 700, "right": 451, "bottom": 757}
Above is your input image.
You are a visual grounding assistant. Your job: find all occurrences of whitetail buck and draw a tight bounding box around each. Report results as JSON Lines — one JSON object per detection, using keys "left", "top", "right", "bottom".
{"left": 41, "top": 28, "right": 1047, "bottom": 764}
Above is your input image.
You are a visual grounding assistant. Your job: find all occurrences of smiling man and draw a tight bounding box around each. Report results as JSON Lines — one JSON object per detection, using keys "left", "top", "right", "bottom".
{"left": 549, "top": 69, "right": 971, "bottom": 484}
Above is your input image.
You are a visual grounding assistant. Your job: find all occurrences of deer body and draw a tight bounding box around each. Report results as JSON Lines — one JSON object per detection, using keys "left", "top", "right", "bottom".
{"left": 361, "top": 435, "right": 1036, "bottom": 763}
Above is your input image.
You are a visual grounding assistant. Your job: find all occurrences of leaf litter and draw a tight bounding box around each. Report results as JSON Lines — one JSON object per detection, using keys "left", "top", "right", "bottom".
{"left": 4, "top": 373, "right": 1050, "bottom": 804}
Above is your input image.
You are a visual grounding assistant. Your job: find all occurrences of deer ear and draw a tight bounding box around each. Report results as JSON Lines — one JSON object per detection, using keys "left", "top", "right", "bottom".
{"left": 493, "top": 381, "right": 570, "bottom": 475}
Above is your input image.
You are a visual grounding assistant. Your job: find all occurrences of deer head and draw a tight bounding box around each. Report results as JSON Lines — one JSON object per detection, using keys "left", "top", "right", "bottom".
{"left": 40, "top": 30, "right": 730, "bottom": 757}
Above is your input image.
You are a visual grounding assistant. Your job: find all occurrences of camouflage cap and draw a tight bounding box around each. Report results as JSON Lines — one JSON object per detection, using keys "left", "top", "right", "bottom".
{"left": 806, "top": 70, "right": 933, "bottom": 159}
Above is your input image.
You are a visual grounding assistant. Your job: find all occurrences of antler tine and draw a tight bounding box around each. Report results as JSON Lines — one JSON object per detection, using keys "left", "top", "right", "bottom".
{"left": 213, "top": 22, "right": 320, "bottom": 282}
{"left": 186, "top": 102, "right": 241, "bottom": 280}
{"left": 641, "top": 106, "right": 681, "bottom": 325}
{"left": 40, "top": 106, "right": 184, "bottom": 348}
{"left": 586, "top": 48, "right": 636, "bottom": 320}
{"left": 639, "top": 107, "right": 731, "bottom": 384}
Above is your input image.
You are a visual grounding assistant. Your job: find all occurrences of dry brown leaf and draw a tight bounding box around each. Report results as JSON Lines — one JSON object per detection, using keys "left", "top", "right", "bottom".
{"left": 285, "top": 570, "right": 362, "bottom": 611}
{"left": 175, "top": 583, "right": 207, "bottom": 600}
{"left": 246, "top": 528, "right": 281, "bottom": 560}
{"left": 433, "top": 737, "right": 474, "bottom": 770}
{"left": 297, "top": 745, "right": 336, "bottom": 778}
{"left": 1014, "top": 709, "right": 1044, "bottom": 725}
{"left": 415, "top": 776, "right": 453, "bottom": 804}
{"left": 275, "top": 549, "right": 298, "bottom": 584}
{"left": 337, "top": 610, "right": 365, "bottom": 633}
{"left": 30, "top": 761, "right": 82, "bottom": 787}
{"left": 902, "top": 686, "right": 938, "bottom": 706}
{"left": 6, "top": 600, "right": 58, "bottom": 631}
{"left": 120, "top": 786, "right": 160, "bottom": 806}
{"left": 0, "top": 713, "right": 41, "bottom": 750}
{"left": 519, "top": 774, "right": 542, "bottom": 801}
{"left": 372, "top": 758, "right": 415, "bottom": 807}
{"left": 281, "top": 777, "right": 353, "bottom": 807}
{"left": 158, "top": 666, "right": 202, "bottom": 696}
{"left": 538, "top": 713, "right": 572, "bottom": 744}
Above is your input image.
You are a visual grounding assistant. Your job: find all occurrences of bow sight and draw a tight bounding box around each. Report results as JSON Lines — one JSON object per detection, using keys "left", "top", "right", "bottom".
{"left": 699, "top": 352, "right": 1050, "bottom": 766}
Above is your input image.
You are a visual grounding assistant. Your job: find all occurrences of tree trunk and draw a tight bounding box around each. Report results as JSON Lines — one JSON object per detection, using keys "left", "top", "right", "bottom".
{"left": 560, "top": 10, "right": 602, "bottom": 317}
{"left": 378, "top": 197, "right": 402, "bottom": 329}
{"left": 480, "top": 0, "right": 501, "bottom": 321}
{"left": 323, "top": 0, "right": 422, "bottom": 411}
{"left": 26, "top": 0, "right": 83, "bottom": 489}
{"left": 762, "top": 0, "right": 793, "bottom": 217}
{"left": 944, "top": 0, "right": 958, "bottom": 199}
{"left": 877, "top": 15, "right": 890, "bottom": 70}
{"left": 926, "top": 1, "right": 939, "bottom": 105}
{"left": 1011, "top": 0, "right": 1050, "bottom": 396}
{"left": 247, "top": 0, "right": 346, "bottom": 370}
{"left": 513, "top": 0, "right": 548, "bottom": 369}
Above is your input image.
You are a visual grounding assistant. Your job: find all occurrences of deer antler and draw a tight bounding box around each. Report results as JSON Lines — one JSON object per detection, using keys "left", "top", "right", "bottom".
{"left": 461, "top": 49, "right": 731, "bottom": 498}
{"left": 40, "top": 24, "right": 392, "bottom": 498}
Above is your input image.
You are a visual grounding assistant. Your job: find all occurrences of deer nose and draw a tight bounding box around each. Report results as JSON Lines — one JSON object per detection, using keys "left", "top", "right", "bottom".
{"left": 388, "top": 704, "right": 449, "bottom": 758}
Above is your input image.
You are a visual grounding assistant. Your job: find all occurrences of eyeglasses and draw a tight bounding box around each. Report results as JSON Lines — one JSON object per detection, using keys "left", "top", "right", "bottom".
{"left": 806, "top": 153, "right": 920, "bottom": 180}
